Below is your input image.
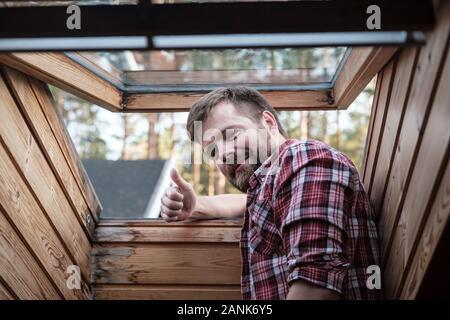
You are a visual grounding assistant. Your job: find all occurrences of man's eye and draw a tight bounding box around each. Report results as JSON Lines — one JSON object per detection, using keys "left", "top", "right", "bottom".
{"left": 205, "top": 143, "right": 218, "bottom": 159}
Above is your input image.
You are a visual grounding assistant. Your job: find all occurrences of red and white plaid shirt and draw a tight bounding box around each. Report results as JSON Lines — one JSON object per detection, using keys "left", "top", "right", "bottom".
{"left": 240, "top": 139, "right": 382, "bottom": 300}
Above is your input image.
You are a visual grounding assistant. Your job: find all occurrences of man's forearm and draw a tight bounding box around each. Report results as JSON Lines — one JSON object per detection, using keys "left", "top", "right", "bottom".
{"left": 287, "top": 280, "right": 341, "bottom": 300}
{"left": 192, "top": 194, "right": 246, "bottom": 219}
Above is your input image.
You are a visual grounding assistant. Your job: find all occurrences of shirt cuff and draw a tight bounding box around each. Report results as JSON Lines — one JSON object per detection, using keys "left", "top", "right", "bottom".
{"left": 287, "top": 264, "right": 348, "bottom": 294}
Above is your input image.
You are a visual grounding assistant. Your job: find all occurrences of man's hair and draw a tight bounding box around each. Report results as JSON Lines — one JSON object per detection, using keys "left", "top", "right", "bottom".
{"left": 186, "top": 86, "right": 287, "bottom": 141}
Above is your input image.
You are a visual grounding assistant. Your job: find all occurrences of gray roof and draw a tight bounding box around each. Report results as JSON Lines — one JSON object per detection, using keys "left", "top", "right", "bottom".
{"left": 82, "top": 159, "right": 167, "bottom": 218}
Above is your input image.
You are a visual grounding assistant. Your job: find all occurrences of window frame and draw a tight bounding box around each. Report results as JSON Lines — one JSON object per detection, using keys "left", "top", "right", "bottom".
{"left": 0, "top": 46, "right": 397, "bottom": 112}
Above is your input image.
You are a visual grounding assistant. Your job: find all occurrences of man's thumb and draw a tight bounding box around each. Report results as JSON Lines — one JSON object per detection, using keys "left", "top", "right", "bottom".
{"left": 170, "top": 168, "right": 190, "bottom": 189}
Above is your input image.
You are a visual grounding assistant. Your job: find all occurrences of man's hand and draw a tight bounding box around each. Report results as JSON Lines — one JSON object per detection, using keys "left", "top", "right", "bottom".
{"left": 160, "top": 168, "right": 197, "bottom": 222}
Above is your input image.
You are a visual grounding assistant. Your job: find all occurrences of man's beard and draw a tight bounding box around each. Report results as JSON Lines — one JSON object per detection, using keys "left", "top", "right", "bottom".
{"left": 225, "top": 135, "right": 272, "bottom": 192}
{"left": 227, "top": 162, "right": 260, "bottom": 192}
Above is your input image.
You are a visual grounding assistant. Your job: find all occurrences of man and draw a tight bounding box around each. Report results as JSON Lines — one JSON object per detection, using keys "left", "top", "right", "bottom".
{"left": 160, "top": 87, "right": 382, "bottom": 300}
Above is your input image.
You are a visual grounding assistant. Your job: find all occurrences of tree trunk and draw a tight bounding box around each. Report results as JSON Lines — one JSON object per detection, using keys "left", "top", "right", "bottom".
{"left": 335, "top": 111, "right": 341, "bottom": 149}
{"left": 300, "top": 111, "right": 309, "bottom": 140}
{"left": 121, "top": 114, "right": 129, "bottom": 160}
{"left": 192, "top": 143, "right": 202, "bottom": 194}
{"left": 208, "top": 160, "right": 215, "bottom": 196}
{"left": 147, "top": 113, "right": 159, "bottom": 159}
{"left": 215, "top": 171, "right": 226, "bottom": 194}
{"left": 168, "top": 114, "right": 175, "bottom": 152}
{"left": 322, "top": 111, "right": 329, "bottom": 144}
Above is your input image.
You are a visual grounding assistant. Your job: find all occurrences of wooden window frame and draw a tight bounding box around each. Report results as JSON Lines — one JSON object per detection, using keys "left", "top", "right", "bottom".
{"left": 0, "top": 46, "right": 398, "bottom": 112}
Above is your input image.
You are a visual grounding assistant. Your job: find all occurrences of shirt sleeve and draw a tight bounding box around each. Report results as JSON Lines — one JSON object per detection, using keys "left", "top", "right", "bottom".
{"left": 273, "top": 144, "right": 352, "bottom": 294}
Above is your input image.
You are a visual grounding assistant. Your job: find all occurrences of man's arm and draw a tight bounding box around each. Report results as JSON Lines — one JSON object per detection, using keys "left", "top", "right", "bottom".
{"left": 160, "top": 168, "right": 246, "bottom": 221}
{"left": 193, "top": 194, "right": 246, "bottom": 219}
{"left": 287, "top": 280, "right": 341, "bottom": 300}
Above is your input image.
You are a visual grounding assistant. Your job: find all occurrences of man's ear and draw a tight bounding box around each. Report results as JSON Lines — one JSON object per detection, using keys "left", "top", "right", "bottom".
{"left": 261, "top": 111, "right": 278, "bottom": 131}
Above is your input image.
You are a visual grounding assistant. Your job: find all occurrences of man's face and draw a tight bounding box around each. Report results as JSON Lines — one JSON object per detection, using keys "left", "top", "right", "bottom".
{"left": 199, "top": 102, "right": 276, "bottom": 192}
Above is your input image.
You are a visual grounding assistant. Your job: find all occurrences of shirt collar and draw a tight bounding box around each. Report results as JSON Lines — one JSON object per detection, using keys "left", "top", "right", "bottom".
{"left": 248, "top": 139, "right": 296, "bottom": 189}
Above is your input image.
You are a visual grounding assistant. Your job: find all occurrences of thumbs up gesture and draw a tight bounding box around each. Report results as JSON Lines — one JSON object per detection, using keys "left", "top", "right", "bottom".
{"left": 160, "top": 168, "right": 197, "bottom": 222}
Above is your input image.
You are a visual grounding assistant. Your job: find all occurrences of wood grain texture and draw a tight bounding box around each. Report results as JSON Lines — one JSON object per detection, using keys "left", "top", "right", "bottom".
{"left": 123, "top": 90, "right": 333, "bottom": 112}
{"left": 97, "top": 218, "right": 243, "bottom": 228}
{"left": 92, "top": 243, "right": 241, "bottom": 285}
{"left": 362, "top": 0, "right": 450, "bottom": 299}
{"left": 0, "top": 212, "right": 60, "bottom": 300}
{"left": 95, "top": 226, "right": 240, "bottom": 243}
{"left": 362, "top": 59, "right": 396, "bottom": 190}
{"left": 368, "top": 48, "right": 418, "bottom": 216}
{"left": 361, "top": 71, "right": 382, "bottom": 180}
{"left": 400, "top": 154, "right": 450, "bottom": 299}
{"left": 383, "top": 45, "right": 450, "bottom": 299}
{"left": 0, "top": 279, "right": 15, "bottom": 300}
{"left": 0, "top": 144, "right": 89, "bottom": 299}
{"left": 93, "top": 284, "right": 241, "bottom": 300}
{"left": 30, "top": 77, "right": 102, "bottom": 221}
{"left": 379, "top": 3, "right": 450, "bottom": 270}
{"left": 334, "top": 47, "right": 398, "bottom": 109}
{"left": 0, "top": 75, "right": 92, "bottom": 284}
{"left": 0, "top": 52, "right": 122, "bottom": 111}
{"left": 3, "top": 67, "right": 97, "bottom": 237}
{"left": 92, "top": 219, "right": 242, "bottom": 299}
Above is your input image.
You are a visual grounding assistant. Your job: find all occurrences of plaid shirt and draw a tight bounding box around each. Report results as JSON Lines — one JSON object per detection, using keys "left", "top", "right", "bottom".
{"left": 240, "top": 139, "right": 382, "bottom": 300}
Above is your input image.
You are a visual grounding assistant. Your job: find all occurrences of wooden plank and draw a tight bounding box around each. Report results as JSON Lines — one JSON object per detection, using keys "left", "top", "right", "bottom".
{"left": 383, "top": 45, "right": 450, "bottom": 299}
{"left": 400, "top": 154, "right": 450, "bottom": 299}
{"left": 362, "top": 59, "right": 396, "bottom": 191}
{"left": 92, "top": 243, "right": 241, "bottom": 285}
{"left": 97, "top": 218, "right": 243, "bottom": 228}
{"left": 95, "top": 226, "right": 240, "bottom": 243}
{"left": 93, "top": 284, "right": 241, "bottom": 300}
{"left": 0, "top": 52, "right": 122, "bottom": 111}
{"left": 124, "top": 69, "right": 329, "bottom": 86}
{"left": 0, "top": 144, "right": 89, "bottom": 300}
{"left": 0, "top": 76, "right": 92, "bottom": 284}
{"left": 3, "top": 67, "right": 97, "bottom": 236}
{"left": 360, "top": 71, "right": 382, "bottom": 180}
{"left": 334, "top": 46, "right": 398, "bottom": 109}
{"left": 369, "top": 48, "right": 419, "bottom": 216}
{"left": 123, "top": 90, "right": 333, "bottom": 112}
{"left": 30, "top": 77, "right": 102, "bottom": 221}
{"left": 0, "top": 280, "right": 15, "bottom": 300}
{"left": 379, "top": 2, "right": 450, "bottom": 268}
{"left": 0, "top": 211, "right": 61, "bottom": 300}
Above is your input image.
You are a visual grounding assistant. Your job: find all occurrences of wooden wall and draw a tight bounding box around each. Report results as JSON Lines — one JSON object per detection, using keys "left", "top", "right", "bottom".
{"left": 362, "top": 0, "right": 450, "bottom": 299}
{"left": 0, "top": 66, "right": 101, "bottom": 299}
{"left": 92, "top": 219, "right": 242, "bottom": 300}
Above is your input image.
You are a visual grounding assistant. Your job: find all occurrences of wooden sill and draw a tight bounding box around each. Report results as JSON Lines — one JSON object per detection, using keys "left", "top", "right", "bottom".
{"left": 95, "top": 218, "right": 243, "bottom": 244}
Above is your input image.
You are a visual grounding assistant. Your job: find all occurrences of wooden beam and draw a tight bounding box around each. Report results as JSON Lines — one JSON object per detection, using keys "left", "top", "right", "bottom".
{"left": 3, "top": 67, "right": 100, "bottom": 235}
{"left": 333, "top": 47, "right": 398, "bottom": 109}
{"left": 400, "top": 153, "right": 450, "bottom": 299}
{"left": 93, "top": 284, "right": 241, "bottom": 300}
{"left": 0, "top": 213, "right": 60, "bottom": 300}
{"left": 123, "top": 90, "right": 333, "bottom": 112}
{"left": 29, "top": 75, "right": 102, "bottom": 222}
{"left": 95, "top": 226, "right": 240, "bottom": 243}
{"left": 92, "top": 243, "right": 241, "bottom": 285}
{"left": 97, "top": 218, "right": 243, "bottom": 228}
{"left": 0, "top": 52, "right": 122, "bottom": 111}
{"left": 0, "top": 75, "right": 92, "bottom": 288}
